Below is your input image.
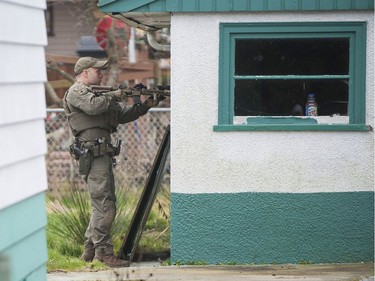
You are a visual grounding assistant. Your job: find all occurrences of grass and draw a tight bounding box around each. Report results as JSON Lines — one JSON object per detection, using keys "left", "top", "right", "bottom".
{"left": 46, "top": 183, "right": 170, "bottom": 272}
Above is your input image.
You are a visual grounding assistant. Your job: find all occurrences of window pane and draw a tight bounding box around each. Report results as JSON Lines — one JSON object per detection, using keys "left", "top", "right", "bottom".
{"left": 235, "top": 38, "right": 349, "bottom": 76}
{"left": 45, "top": 5, "right": 54, "bottom": 36}
{"left": 234, "top": 79, "right": 348, "bottom": 116}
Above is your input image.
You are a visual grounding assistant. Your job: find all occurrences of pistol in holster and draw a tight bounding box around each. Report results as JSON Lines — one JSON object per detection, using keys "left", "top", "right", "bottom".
{"left": 69, "top": 137, "right": 92, "bottom": 176}
{"left": 69, "top": 137, "right": 85, "bottom": 160}
{"left": 112, "top": 140, "right": 122, "bottom": 157}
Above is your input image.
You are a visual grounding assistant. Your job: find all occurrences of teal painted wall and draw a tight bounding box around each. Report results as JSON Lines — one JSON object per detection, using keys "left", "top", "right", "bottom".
{"left": 171, "top": 192, "right": 374, "bottom": 264}
{"left": 99, "top": 0, "right": 374, "bottom": 12}
{"left": 0, "top": 193, "right": 47, "bottom": 281}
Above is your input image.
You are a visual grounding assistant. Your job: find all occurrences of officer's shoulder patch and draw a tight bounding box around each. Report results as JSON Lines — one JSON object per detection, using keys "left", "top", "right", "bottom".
{"left": 79, "top": 88, "right": 88, "bottom": 95}
{"left": 73, "top": 82, "right": 89, "bottom": 95}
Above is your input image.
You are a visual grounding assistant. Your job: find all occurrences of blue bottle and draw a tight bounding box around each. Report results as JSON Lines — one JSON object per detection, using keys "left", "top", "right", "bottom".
{"left": 305, "top": 93, "right": 318, "bottom": 116}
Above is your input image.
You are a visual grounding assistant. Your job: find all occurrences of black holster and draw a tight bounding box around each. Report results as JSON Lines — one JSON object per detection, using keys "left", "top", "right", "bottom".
{"left": 78, "top": 149, "right": 93, "bottom": 176}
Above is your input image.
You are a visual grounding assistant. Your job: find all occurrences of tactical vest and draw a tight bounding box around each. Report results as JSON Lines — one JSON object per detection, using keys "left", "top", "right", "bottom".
{"left": 63, "top": 83, "right": 118, "bottom": 137}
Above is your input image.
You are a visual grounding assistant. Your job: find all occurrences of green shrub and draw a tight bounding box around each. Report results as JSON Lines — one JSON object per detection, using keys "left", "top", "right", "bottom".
{"left": 46, "top": 183, "right": 170, "bottom": 271}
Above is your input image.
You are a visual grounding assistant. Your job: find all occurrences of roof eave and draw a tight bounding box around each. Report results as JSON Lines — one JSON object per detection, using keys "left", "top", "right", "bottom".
{"left": 110, "top": 12, "right": 171, "bottom": 31}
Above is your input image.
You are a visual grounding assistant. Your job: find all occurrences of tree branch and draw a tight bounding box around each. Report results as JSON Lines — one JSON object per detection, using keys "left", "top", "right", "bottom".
{"left": 47, "top": 61, "right": 76, "bottom": 83}
{"left": 45, "top": 81, "right": 63, "bottom": 107}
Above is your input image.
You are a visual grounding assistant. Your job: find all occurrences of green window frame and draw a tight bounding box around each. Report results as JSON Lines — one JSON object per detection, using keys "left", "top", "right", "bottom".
{"left": 214, "top": 22, "right": 370, "bottom": 131}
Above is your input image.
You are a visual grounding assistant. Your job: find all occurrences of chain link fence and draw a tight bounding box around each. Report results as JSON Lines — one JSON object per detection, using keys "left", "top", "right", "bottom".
{"left": 45, "top": 108, "right": 170, "bottom": 194}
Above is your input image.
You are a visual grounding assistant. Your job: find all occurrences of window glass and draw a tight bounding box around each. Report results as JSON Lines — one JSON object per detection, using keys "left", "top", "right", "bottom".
{"left": 45, "top": 5, "right": 54, "bottom": 36}
{"left": 235, "top": 38, "right": 349, "bottom": 75}
{"left": 234, "top": 38, "right": 350, "bottom": 118}
{"left": 235, "top": 79, "right": 349, "bottom": 116}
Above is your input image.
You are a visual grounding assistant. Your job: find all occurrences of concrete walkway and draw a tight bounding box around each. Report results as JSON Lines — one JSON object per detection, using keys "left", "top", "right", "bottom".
{"left": 48, "top": 262, "right": 374, "bottom": 281}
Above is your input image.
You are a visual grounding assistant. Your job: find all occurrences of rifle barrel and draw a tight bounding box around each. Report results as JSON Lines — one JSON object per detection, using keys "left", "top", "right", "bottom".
{"left": 139, "top": 89, "right": 171, "bottom": 96}
{"left": 91, "top": 85, "right": 170, "bottom": 96}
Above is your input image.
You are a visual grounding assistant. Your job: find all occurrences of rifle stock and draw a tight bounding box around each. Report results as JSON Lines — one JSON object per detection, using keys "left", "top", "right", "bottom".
{"left": 90, "top": 85, "right": 117, "bottom": 93}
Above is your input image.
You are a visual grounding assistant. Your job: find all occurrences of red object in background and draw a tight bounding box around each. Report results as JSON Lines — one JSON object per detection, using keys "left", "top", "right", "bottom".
{"left": 96, "top": 15, "right": 130, "bottom": 50}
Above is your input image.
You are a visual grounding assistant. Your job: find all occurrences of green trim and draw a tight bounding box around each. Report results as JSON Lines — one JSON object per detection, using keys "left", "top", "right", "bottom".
{"left": 23, "top": 264, "right": 47, "bottom": 281}
{"left": 213, "top": 124, "right": 372, "bottom": 131}
{"left": 98, "top": 0, "right": 157, "bottom": 10}
{"left": 0, "top": 193, "right": 47, "bottom": 281}
{"left": 217, "top": 21, "right": 368, "bottom": 130}
{"left": 98, "top": 0, "right": 117, "bottom": 7}
{"left": 171, "top": 191, "right": 374, "bottom": 264}
{"left": 352, "top": 21, "right": 367, "bottom": 124}
{"left": 0, "top": 193, "right": 47, "bottom": 252}
{"left": 98, "top": 0, "right": 374, "bottom": 12}
{"left": 3, "top": 229, "right": 47, "bottom": 281}
{"left": 247, "top": 117, "right": 318, "bottom": 124}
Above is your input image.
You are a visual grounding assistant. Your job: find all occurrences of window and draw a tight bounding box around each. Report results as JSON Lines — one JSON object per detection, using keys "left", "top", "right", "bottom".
{"left": 215, "top": 22, "right": 369, "bottom": 131}
{"left": 45, "top": 5, "right": 54, "bottom": 36}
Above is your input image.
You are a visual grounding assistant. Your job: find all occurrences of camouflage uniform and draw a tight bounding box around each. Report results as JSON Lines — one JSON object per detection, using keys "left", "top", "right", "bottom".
{"left": 63, "top": 80, "right": 150, "bottom": 258}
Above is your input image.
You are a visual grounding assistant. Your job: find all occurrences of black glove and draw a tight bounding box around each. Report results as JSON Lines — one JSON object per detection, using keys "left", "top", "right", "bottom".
{"left": 158, "top": 94, "right": 166, "bottom": 101}
{"left": 143, "top": 96, "right": 159, "bottom": 108}
{"left": 156, "top": 85, "right": 169, "bottom": 101}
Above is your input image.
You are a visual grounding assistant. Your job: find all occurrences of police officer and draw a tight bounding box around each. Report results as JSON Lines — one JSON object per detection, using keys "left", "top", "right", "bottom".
{"left": 63, "top": 57, "right": 160, "bottom": 267}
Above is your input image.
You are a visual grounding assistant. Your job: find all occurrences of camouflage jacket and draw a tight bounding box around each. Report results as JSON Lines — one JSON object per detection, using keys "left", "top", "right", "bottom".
{"left": 63, "top": 81, "right": 149, "bottom": 137}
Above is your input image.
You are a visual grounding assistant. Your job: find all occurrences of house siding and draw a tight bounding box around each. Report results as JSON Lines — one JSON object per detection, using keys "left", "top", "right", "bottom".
{"left": 0, "top": 0, "right": 48, "bottom": 280}
{"left": 97, "top": 0, "right": 374, "bottom": 265}
{"left": 170, "top": 10, "right": 374, "bottom": 264}
{"left": 171, "top": 192, "right": 374, "bottom": 264}
{"left": 0, "top": 194, "right": 47, "bottom": 280}
{"left": 98, "top": 0, "right": 374, "bottom": 12}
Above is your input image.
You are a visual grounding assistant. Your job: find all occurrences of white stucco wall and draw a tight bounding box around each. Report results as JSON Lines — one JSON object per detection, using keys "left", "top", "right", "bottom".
{"left": 170, "top": 10, "right": 374, "bottom": 194}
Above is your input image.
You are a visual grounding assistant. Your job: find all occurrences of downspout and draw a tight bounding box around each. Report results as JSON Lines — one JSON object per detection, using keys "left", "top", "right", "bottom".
{"left": 146, "top": 31, "right": 170, "bottom": 52}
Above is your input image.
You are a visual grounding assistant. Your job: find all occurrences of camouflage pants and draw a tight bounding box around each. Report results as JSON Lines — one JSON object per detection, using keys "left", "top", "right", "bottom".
{"left": 83, "top": 153, "right": 116, "bottom": 255}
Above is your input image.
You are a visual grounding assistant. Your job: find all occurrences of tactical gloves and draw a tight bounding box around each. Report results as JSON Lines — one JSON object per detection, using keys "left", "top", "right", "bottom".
{"left": 143, "top": 96, "right": 160, "bottom": 108}
{"left": 135, "top": 83, "right": 166, "bottom": 108}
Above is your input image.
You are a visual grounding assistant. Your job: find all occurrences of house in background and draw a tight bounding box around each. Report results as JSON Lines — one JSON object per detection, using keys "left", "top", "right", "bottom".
{"left": 45, "top": 0, "right": 170, "bottom": 106}
{"left": 99, "top": 0, "right": 374, "bottom": 264}
{"left": 0, "top": 0, "right": 48, "bottom": 280}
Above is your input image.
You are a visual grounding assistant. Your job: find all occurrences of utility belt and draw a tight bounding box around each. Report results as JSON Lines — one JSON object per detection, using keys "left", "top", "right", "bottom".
{"left": 70, "top": 137, "right": 122, "bottom": 178}
{"left": 70, "top": 137, "right": 122, "bottom": 159}
{"left": 81, "top": 140, "right": 121, "bottom": 158}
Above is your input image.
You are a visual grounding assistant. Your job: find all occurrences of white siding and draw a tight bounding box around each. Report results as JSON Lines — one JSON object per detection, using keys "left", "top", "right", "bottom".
{"left": 0, "top": 1, "right": 47, "bottom": 45}
{"left": 1, "top": 0, "right": 45, "bottom": 9}
{"left": 0, "top": 0, "right": 48, "bottom": 209}
{"left": 171, "top": 10, "right": 374, "bottom": 194}
{"left": 0, "top": 156, "right": 47, "bottom": 209}
{"left": 0, "top": 84, "right": 46, "bottom": 126}
{"left": 0, "top": 44, "right": 47, "bottom": 83}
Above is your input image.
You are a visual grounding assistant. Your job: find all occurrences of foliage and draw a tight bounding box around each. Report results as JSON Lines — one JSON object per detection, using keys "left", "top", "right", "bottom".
{"left": 46, "top": 183, "right": 170, "bottom": 272}
{"left": 47, "top": 245, "right": 107, "bottom": 272}
{"left": 47, "top": 185, "right": 91, "bottom": 245}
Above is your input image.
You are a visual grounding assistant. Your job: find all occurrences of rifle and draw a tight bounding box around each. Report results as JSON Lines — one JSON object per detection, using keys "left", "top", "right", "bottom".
{"left": 90, "top": 84, "right": 170, "bottom": 100}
